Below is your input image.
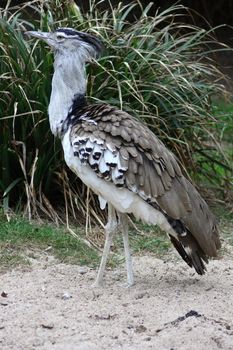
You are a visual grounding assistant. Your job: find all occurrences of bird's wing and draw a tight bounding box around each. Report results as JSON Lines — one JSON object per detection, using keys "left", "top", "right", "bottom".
{"left": 69, "top": 104, "right": 220, "bottom": 256}
{"left": 69, "top": 104, "right": 187, "bottom": 209}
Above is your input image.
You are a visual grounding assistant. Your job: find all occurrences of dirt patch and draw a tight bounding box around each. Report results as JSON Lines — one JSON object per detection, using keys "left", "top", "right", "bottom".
{"left": 1, "top": 247, "right": 233, "bottom": 350}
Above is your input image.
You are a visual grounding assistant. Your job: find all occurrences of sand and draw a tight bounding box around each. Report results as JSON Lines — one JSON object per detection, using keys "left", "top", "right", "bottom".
{"left": 1, "top": 244, "right": 233, "bottom": 350}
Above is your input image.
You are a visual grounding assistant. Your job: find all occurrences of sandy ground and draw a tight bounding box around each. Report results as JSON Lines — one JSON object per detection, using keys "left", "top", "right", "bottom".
{"left": 1, "top": 246, "right": 233, "bottom": 350}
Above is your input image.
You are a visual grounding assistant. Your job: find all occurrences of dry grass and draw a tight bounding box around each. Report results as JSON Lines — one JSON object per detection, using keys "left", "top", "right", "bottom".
{"left": 0, "top": 1, "right": 231, "bottom": 230}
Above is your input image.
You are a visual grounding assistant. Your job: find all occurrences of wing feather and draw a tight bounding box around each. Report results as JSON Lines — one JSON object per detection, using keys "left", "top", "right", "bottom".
{"left": 69, "top": 103, "right": 220, "bottom": 257}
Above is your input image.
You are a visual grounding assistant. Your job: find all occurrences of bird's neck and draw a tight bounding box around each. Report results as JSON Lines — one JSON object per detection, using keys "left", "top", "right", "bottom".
{"left": 48, "top": 53, "right": 87, "bottom": 137}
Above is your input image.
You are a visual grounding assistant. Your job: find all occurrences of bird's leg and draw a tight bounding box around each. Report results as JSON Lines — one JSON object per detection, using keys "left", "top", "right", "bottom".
{"left": 119, "top": 214, "right": 134, "bottom": 287}
{"left": 92, "top": 203, "right": 117, "bottom": 287}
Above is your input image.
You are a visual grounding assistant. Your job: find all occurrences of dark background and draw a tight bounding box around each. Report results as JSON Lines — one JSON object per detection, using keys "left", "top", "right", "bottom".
{"left": 2, "top": 0, "right": 233, "bottom": 42}
{"left": 1, "top": 0, "right": 233, "bottom": 85}
{"left": 77, "top": 0, "right": 233, "bottom": 31}
{"left": 2, "top": 1, "right": 233, "bottom": 28}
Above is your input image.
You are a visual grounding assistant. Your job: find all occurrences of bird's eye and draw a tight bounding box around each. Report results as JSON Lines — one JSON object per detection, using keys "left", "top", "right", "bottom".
{"left": 56, "top": 35, "right": 65, "bottom": 41}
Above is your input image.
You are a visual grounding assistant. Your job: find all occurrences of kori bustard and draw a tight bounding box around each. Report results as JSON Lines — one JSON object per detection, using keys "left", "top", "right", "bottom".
{"left": 26, "top": 28, "right": 220, "bottom": 286}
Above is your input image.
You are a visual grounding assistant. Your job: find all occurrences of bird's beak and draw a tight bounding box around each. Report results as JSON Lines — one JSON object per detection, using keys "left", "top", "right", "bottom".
{"left": 25, "top": 30, "right": 50, "bottom": 41}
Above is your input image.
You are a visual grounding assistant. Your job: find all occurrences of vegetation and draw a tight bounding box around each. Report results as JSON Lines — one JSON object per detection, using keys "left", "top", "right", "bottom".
{"left": 0, "top": 209, "right": 232, "bottom": 271}
{"left": 0, "top": 210, "right": 173, "bottom": 271}
{"left": 0, "top": 211, "right": 99, "bottom": 271}
{"left": 0, "top": 0, "right": 232, "bottom": 226}
{"left": 127, "top": 223, "right": 171, "bottom": 257}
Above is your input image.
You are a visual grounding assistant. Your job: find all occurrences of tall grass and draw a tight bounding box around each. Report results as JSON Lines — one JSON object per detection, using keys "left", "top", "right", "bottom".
{"left": 0, "top": 0, "right": 231, "bottom": 223}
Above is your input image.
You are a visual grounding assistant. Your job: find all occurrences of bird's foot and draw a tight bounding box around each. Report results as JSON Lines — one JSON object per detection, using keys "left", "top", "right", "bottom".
{"left": 91, "top": 279, "right": 103, "bottom": 288}
{"left": 119, "top": 281, "right": 135, "bottom": 288}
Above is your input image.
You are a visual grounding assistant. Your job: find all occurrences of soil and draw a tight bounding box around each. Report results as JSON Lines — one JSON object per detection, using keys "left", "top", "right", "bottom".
{"left": 1, "top": 240, "right": 233, "bottom": 350}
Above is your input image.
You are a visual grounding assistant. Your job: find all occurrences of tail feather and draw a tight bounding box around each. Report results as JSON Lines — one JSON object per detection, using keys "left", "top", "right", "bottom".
{"left": 169, "top": 233, "right": 208, "bottom": 275}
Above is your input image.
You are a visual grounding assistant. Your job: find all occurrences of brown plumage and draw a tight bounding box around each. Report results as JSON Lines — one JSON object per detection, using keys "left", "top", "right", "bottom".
{"left": 70, "top": 103, "right": 221, "bottom": 274}
{"left": 26, "top": 27, "right": 221, "bottom": 285}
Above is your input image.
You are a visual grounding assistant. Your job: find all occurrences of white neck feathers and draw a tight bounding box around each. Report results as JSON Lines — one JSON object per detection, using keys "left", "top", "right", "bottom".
{"left": 48, "top": 52, "right": 86, "bottom": 137}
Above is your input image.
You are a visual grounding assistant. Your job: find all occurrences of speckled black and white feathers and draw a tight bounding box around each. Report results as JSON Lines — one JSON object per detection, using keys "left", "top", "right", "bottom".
{"left": 67, "top": 103, "right": 220, "bottom": 271}
{"left": 69, "top": 103, "right": 182, "bottom": 199}
{"left": 72, "top": 134, "right": 127, "bottom": 186}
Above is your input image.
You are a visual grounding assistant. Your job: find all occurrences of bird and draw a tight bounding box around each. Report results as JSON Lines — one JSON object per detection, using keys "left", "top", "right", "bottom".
{"left": 26, "top": 27, "right": 221, "bottom": 287}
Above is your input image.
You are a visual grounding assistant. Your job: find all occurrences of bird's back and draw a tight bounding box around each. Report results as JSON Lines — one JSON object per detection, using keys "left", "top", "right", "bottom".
{"left": 62, "top": 102, "right": 220, "bottom": 267}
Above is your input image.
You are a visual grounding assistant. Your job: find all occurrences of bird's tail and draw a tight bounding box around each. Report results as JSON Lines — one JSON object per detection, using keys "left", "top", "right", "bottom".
{"left": 169, "top": 233, "right": 208, "bottom": 275}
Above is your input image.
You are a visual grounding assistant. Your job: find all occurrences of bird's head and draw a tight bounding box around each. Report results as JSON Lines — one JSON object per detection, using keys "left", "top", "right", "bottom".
{"left": 26, "top": 28, "right": 103, "bottom": 62}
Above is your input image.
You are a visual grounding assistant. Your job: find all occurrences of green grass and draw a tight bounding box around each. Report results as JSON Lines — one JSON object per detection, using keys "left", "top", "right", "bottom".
{"left": 0, "top": 249, "right": 30, "bottom": 271}
{"left": 0, "top": 212, "right": 172, "bottom": 272}
{"left": 0, "top": 213, "right": 100, "bottom": 271}
{"left": 214, "top": 206, "right": 233, "bottom": 248}
{"left": 0, "top": 1, "right": 231, "bottom": 221}
{"left": 0, "top": 207, "right": 233, "bottom": 273}
{"left": 131, "top": 235, "right": 171, "bottom": 256}
{"left": 112, "top": 225, "right": 171, "bottom": 261}
{"left": 129, "top": 223, "right": 171, "bottom": 256}
{"left": 191, "top": 99, "right": 233, "bottom": 194}
{"left": 224, "top": 232, "right": 233, "bottom": 246}
{"left": 212, "top": 101, "right": 233, "bottom": 143}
